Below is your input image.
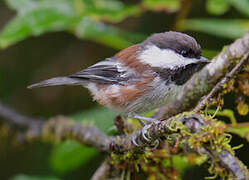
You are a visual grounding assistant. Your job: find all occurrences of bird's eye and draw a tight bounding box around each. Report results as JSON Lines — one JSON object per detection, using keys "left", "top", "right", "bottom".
{"left": 180, "top": 50, "right": 188, "bottom": 57}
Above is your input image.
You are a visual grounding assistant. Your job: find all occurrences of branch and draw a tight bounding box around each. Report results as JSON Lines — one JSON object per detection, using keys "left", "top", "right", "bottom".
{"left": 0, "top": 101, "right": 114, "bottom": 151}
{"left": 0, "top": 101, "right": 43, "bottom": 137}
{"left": 0, "top": 102, "right": 182, "bottom": 153}
{"left": 194, "top": 52, "right": 249, "bottom": 112}
{"left": 0, "top": 101, "right": 248, "bottom": 179}
{"left": 1, "top": 102, "right": 247, "bottom": 179}
{"left": 0, "top": 102, "right": 42, "bottom": 127}
{"left": 154, "top": 32, "right": 249, "bottom": 119}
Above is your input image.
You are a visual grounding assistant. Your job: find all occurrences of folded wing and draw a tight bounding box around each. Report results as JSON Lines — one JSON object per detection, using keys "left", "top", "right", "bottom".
{"left": 69, "top": 58, "right": 135, "bottom": 85}
{"left": 28, "top": 58, "right": 136, "bottom": 89}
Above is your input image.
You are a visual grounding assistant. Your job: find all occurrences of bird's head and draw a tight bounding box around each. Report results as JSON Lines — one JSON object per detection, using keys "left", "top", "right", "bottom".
{"left": 138, "top": 31, "right": 209, "bottom": 70}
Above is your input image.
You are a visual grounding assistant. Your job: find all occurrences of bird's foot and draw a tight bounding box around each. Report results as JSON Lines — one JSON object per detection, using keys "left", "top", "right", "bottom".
{"left": 132, "top": 122, "right": 159, "bottom": 149}
{"left": 130, "top": 114, "right": 160, "bottom": 148}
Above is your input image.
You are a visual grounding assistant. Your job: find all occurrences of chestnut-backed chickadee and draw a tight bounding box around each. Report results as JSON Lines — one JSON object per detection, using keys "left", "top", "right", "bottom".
{"left": 28, "top": 31, "right": 209, "bottom": 122}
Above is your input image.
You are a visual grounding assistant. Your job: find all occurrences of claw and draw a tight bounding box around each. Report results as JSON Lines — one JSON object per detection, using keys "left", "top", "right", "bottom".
{"left": 150, "top": 139, "right": 159, "bottom": 150}
{"left": 131, "top": 121, "right": 160, "bottom": 149}
{"left": 142, "top": 124, "right": 152, "bottom": 142}
{"left": 132, "top": 136, "right": 139, "bottom": 146}
{"left": 132, "top": 130, "right": 140, "bottom": 146}
{"left": 141, "top": 124, "right": 160, "bottom": 149}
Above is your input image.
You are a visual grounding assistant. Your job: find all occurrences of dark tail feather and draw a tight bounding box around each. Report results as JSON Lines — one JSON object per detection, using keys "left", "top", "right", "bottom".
{"left": 27, "top": 77, "right": 85, "bottom": 89}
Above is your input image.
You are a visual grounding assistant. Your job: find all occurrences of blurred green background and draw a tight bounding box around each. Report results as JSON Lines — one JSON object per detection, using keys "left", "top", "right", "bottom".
{"left": 0, "top": 0, "right": 248, "bottom": 179}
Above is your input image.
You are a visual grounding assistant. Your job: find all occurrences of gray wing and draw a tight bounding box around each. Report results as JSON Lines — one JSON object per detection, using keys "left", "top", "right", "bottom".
{"left": 69, "top": 58, "right": 134, "bottom": 85}
{"left": 28, "top": 58, "right": 135, "bottom": 89}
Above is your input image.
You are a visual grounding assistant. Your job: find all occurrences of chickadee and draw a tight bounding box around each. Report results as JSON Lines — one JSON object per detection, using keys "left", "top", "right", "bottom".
{"left": 28, "top": 31, "right": 209, "bottom": 122}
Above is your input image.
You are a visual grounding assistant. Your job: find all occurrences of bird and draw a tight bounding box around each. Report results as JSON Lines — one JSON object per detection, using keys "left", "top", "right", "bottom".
{"left": 28, "top": 31, "right": 209, "bottom": 123}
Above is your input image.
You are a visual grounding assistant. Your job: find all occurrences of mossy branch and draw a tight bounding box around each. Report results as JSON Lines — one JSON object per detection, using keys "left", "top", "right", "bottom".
{"left": 0, "top": 101, "right": 248, "bottom": 179}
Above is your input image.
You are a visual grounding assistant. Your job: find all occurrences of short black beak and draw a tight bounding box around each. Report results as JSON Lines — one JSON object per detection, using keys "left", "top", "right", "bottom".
{"left": 199, "top": 56, "right": 210, "bottom": 63}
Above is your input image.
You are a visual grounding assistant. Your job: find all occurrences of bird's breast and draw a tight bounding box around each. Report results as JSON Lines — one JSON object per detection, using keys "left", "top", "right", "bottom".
{"left": 123, "top": 77, "right": 184, "bottom": 115}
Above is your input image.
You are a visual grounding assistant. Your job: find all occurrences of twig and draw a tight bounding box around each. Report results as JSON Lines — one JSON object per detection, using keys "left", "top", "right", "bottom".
{"left": 181, "top": 115, "right": 248, "bottom": 180}
{"left": 153, "top": 32, "right": 249, "bottom": 119}
{"left": 91, "top": 157, "right": 111, "bottom": 180}
{"left": 0, "top": 101, "right": 42, "bottom": 127}
{"left": 194, "top": 52, "right": 249, "bottom": 112}
{"left": 0, "top": 101, "right": 114, "bottom": 151}
{"left": 216, "top": 150, "right": 248, "bottom": 180}
{"left": 114, "top": 115, "right": 132, "bottom": 135}
{"left": 0, "top": 101, "right": 43, "bottom": 137}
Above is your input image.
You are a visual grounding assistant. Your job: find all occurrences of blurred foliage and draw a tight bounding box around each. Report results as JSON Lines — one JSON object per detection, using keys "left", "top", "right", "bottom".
{"left": 226, "top": 124, "right": 249, "bottom": 142}
{"left": 71, "top": 106, "right": 117, "bottom": 133}
{"left": 0, "top": 0, "right": 249, "bottom": 179}
{"left": 1, "top": 0, "right": 78, "bottom": 48}
{"left": 73, "top": 0, "right": 142, "bottom": 22}
{"left": 138, "top": 153, "right": 206, "bottom": 179}
{"left": 237, "top": 100, "right": 249, "bottom": 116}
{"left": 208, "top": 109, "right": 237, "bottom": 125}
{"left": 180, "top": 19, "right": 249, "bottom": 39}
{"left": 206, "top": 0, "right": 230, "bottom": 15}
{"left": 10, "top": 175, "right": 61, "bottom": 180}
{"left": 142, "top": 0, "right": 180, "bottom": 12}
{"left": 182, "top": 0, "right": 249, "bottom": 39}
{"left": 202, "top": 49, "right": 219, "bottom": 59}
{"left": 1, "top": 0, "right": 249, "bottom": 50}
{"left": 0, "top": 0, "right": 145, "bottom": 49}
{"left": 205, "top": 0, "right": 249, "bottom": 16}
{"left": 159, "top": 155, "right": 205, "bottom": 176}
{"left": 49, "top": 107, "right": 116, "bottom": 174}
{"left": 49, "top": 141, "right": 98, "bottom": 174}
{"left": 206, "top": 0, "right": 249, "bottom": 16}
{"left": 229, "top": 0, "right": 249, "bottom": 16}
{"left": 74, "top": 18, "right": 145, "bottom": 49}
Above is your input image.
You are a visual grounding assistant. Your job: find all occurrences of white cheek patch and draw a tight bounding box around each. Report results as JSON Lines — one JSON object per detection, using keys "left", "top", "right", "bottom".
{"left": 138, "top": 45, "right": 197, "bottom": 69}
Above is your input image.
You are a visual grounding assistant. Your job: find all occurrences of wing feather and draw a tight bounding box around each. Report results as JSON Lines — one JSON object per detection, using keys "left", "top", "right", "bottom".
{"left": 69, "top": 58, "right": 135, "bottom": 85}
